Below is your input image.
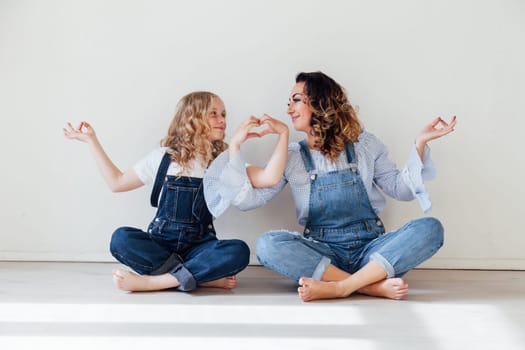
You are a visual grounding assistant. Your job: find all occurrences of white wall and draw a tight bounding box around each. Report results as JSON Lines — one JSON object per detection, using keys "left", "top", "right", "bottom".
{"left": 1, "top": 0, "right": 523, "bottom": 269}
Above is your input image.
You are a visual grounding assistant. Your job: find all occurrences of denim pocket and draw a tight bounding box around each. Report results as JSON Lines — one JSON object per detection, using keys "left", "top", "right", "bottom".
{"left": 164, "top": 184, "right": 197, "bottom": 223}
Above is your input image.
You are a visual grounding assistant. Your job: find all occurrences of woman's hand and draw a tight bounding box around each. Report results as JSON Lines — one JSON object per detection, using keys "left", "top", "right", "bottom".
{"left": 415, "top": 116, "right": 457, "bottom": 159}
{"left": 63, "top": 122, "right": 96, "bottom": 143}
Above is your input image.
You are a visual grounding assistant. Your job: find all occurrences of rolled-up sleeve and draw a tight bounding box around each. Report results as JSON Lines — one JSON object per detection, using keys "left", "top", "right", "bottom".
{"left": 204, "top": 150, "right": 287, "bottom": 218}
{"left": 370, "top": 132, "right": 436, "bottom": 213}
{"left": 401, "top": 143, "right": 436, "bottom": 213}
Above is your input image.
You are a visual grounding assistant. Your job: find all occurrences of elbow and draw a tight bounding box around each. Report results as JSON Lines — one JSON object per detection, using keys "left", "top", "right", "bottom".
{"left": 237, "top": 203, "right": 258, "bottom": 212}
{"left": 109, "top": 183, "right": 126, "bottom": 193}
{"left": 109, "top": 186, "right": 122, "bottom": 193}
{"left": 256, "top": 175, "right": 282, "bottom": 189}
{"left": 263, "top": 177, "right": 281, "bottom": 188}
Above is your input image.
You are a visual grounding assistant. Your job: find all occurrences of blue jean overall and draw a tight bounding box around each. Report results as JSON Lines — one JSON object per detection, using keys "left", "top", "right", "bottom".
{"left": 110, "top": 153, "right": 250, "bottom": 291}
{"left": 256, "top": 141, "right": 444, "bottom": 281}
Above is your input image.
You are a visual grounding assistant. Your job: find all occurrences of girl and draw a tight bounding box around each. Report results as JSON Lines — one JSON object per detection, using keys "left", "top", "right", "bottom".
{"left": 64, "top": 91, "right": 287, "bottom": 292}
{"left": 205, "top": 72, "right": 457, "bottom": 301}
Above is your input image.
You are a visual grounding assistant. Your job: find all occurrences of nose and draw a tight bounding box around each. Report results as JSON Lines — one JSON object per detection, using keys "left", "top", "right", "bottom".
{"left": 287, "top": 103, "right": 293, "bottom": 115}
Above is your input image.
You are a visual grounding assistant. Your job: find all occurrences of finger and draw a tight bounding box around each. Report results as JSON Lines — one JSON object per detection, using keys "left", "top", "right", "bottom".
{"left": 245, "top": 121, "right": 261, "bottom": 131}
{"left": 429, "top": 117, "right": 442, "bottom": 128}
{"left": 248, "top": 116, "right": 261, "bottom": 125}
{"left": 245, "top": 132, "right": 261, "bottom": 139}
{"left": 66, "top": 122, "right": 76, "bottom": 132}
{"left": 239, "top": 121, "right": 258, "bottom": 133}
{"left": 241, "top": 118, "right": 255, "bottom": 128}
{"left": 259, "top": 114, "right": 273, "bottom": 123}
{"left": 80, "top": 121, "right": 91, "bottom": 131}
{"left": 258, "top": 128, "right": 274, "bottom": 137}
{"left": 246, "top": 116, "right": 260, "bottom": 126}
{"left": 436, "top": 119, "right": 449, "bottom": 129}
{"left": 448, "top": 116, "right": 457, "bottom": 128}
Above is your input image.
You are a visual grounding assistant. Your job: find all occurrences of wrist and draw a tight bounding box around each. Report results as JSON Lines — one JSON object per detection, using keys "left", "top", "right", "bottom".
{"left": 415, "top": 136, "right": 426, "bottom": 148}
{"left": 229, "top": 142, "right": 241, "bottom": 152}
{"left": 86, "top": 136, "right": 98, "bottom": 147}
{"left": 279, "top": 129, "right": 289, "bottom": 137}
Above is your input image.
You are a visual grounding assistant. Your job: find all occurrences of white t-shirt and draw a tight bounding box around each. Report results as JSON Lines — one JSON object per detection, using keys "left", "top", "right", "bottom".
{"left": 133, "top": 147, "right": 208, "bottom": 185}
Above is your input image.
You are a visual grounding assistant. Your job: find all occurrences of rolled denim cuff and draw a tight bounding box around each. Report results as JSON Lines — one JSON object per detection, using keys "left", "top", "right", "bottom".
{"left": 149, "top": 254, "right": 196, "bottom": 291}
{"left": 150, "top": 253, "right": 182, "bottom": 275}
{"left": 370, "top": 252, "right": 395, "bottom": 278}
{"left": 311, "top": 256, "right": 331, "bottom": 280}
{"left": 171, "top": 263, "right": 197, "bottom": 292}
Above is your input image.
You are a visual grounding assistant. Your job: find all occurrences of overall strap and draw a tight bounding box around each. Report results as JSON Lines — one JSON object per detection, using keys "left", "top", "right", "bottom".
{"left": 150, "top": 152, "right": 172, "bottom": 207}
{"left": 298, "top": 140, "right": 315, "bottom": 172}
{"left": 300, "top": 140, "right": 356, "bottom": 171}
{"left": 345, "top": 142, "right": 356, "bottom": 164}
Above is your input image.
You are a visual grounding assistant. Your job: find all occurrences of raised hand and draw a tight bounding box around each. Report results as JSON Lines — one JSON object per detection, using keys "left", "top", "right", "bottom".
{"left": 229, "top": 116, "right": 263, "bottom": 152}
{"left": 63, "top": 121, "right": 96, "bottom": 143}
{"left": 415, "top": 116, "right": 457, "bottom": 159}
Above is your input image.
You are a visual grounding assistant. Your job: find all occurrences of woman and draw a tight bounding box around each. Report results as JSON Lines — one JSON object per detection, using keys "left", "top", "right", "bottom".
{"left": 204, "top": 72, "right": 456, "bottom": 301}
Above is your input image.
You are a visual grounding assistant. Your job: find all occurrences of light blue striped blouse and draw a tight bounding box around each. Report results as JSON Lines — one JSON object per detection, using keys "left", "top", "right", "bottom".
{"left": 204, "top": 130, "right": 435, "bottom": 225}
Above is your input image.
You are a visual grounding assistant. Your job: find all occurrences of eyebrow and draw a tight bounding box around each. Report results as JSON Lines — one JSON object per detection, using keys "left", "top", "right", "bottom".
{"left": 291, "top": 93, "right": 304, "bottom": 99}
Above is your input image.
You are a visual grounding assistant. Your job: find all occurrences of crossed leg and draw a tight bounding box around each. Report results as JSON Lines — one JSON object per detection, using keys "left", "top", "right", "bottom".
{"left": 112, "top": 270, "right": 237, "bottom": 292}
{"left": 298, "top": 260, "right": 408, "bottom": 302}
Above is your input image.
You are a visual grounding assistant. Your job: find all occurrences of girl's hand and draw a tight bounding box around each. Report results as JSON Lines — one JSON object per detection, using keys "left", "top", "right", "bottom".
{"left": 229, "top": 116, "right": 263, "bottom": 151}
{"left": 63, "top": 122, "right": 96, "bottom": 143}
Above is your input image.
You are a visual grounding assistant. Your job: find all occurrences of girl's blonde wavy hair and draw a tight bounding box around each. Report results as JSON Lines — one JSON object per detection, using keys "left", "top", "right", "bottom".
{"left": 296, "top": 72, "right": 362, "bottom": 161}
{"left": 161, "top": 91, "right": 228, "bottom": 174}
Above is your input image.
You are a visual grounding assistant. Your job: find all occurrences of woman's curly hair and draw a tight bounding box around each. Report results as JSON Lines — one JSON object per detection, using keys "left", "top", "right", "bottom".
{"left": 296, "top": 72, "right": 362, "bottom": 161}
{"left": 160, "top": 91, "right": 228, "bottom": 174}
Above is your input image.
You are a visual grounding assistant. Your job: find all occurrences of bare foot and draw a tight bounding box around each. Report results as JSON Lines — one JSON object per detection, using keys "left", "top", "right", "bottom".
{"left": 357, "top": 278, "right": 408, "bottom": 300}
{"left": 112, "top": 269, "right": 180, "bottom": 292}
{"left": 199, "top": 276, "right": 237, "bottom": 289}
{"left": 297, "top": 277, "right": 346, "bottom": 302}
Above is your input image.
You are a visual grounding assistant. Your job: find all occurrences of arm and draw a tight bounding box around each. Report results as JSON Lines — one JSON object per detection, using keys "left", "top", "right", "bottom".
{"left": 245, "top": 114, "right": 289, "bottom": 188}
{"left": 228, "top": 115, "right": 289, "bottom": 188}
{"left": 204, "top": 149, "right": 288, "bottom": 218}
{"left": 373, "top": 116, "right": 457, "bottom": 212}
{"left": 63, "top": 122, "right": 144, "bottom": 192}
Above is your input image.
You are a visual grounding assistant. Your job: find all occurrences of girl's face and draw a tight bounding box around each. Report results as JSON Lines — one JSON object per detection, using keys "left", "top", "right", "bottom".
{"left": 287, "top": 82, "right": 313, "bottom": 133}
{"left": 208, "top": 97, "right": 226, "bottom": 141}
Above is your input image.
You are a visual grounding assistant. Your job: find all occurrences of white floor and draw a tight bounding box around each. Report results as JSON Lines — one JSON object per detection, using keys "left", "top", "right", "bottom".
{"left": 1, "top": 262, "right": 524, "bottom": 350}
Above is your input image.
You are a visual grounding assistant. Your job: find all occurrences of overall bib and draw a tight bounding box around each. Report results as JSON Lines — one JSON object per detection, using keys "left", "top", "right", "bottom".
{"left": 110, "top": 153, "right": 250, "bottom": 291}
{"left": 256, "top": 141, "right": 443, "bottom": 281}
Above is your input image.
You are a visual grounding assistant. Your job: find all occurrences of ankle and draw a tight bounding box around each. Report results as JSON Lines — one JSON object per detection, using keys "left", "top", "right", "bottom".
{"left": 335, "top": 280, "right": 351, "bottom": 298}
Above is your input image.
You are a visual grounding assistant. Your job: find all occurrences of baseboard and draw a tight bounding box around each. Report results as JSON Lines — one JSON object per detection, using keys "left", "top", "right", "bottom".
{"left": 418, "top": 257, "right": 525, "bottom": 270}
{"left": 2, "top": 252, "right": 524, "bottom": 271}
{"left": 0, "top": 252, "right": 114, "bottom": 262}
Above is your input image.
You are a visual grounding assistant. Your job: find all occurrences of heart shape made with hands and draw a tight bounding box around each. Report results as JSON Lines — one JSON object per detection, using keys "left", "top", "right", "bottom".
{"left": 244, "top": 116, "right": 275, "bottom": 139}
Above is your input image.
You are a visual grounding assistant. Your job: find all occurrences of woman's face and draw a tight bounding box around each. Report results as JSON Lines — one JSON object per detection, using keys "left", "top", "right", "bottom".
{"left": 287, "top": 82, "right": 313, "bottom": 133}
{"left": 208, "top": 97, "right": 226, "bottom": 141}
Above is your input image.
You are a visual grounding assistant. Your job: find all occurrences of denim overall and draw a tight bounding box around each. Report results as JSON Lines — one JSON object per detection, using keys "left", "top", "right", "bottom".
{"left": 256, "top": 141, "right": 444, "bottom": 281}
{"left": 110, "top": 153, "right": 250, "bottom": 291}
